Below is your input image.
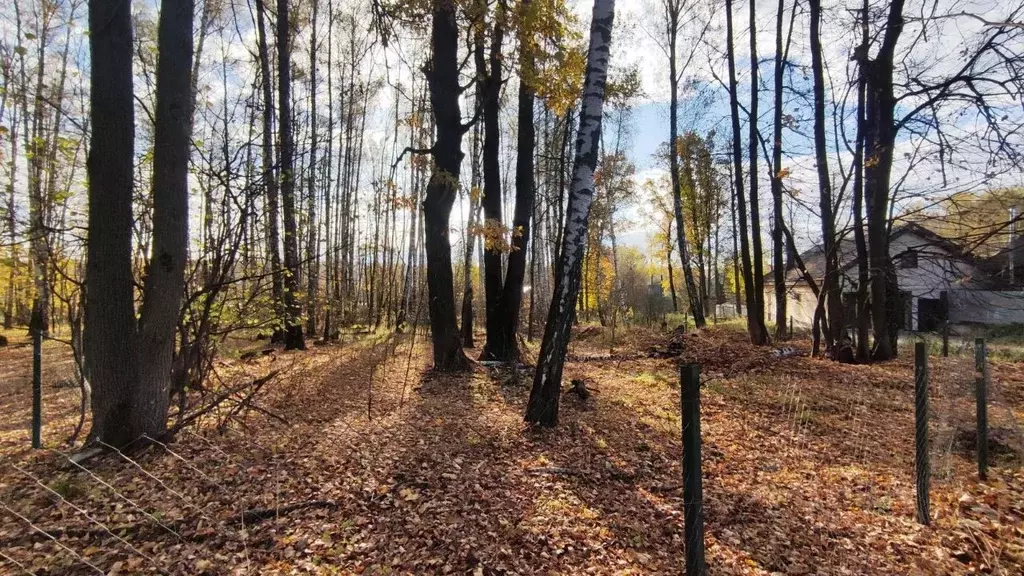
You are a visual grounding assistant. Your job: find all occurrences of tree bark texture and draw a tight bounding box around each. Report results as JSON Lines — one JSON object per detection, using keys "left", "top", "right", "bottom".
{"left": 666, "top": 0, "right": 706, "bottom": 329}
{"left": 277, "top": 0, "right": 306, "bottom": 350}
{"left": 725, "top": 0, "right": 764, "bottom": 344}
{"left": 487, "top": 0, "right": 536, "bottom": 362}
{"left": 85, "top": 0, "right": 141, "bottom": 447}
{"left": 423, "top": 0, "right": 470, "bottom": 371}
{"left": 526, "top": 0, "right": 615, "bottom": 426}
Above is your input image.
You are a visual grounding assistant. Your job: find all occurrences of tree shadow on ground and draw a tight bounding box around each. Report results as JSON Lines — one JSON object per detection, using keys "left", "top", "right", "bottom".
{"left": 1, "top": 329, "right": 1013, "bottom": 575}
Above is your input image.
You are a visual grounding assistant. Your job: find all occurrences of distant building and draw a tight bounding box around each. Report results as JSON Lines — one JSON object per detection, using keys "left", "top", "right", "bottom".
{"left": 764, "top": 223, "right": 1024, "bottom": 332}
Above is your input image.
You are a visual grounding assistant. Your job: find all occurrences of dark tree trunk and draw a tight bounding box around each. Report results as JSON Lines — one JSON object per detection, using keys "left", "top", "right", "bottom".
{"left": 305, "top": 0, "right": 320, "bottom": 337}
{"left": 277, "top": 0, "right": 306, "bottom": 350}
{"left": 526, "top": 0, "right": 615, "bottom": 426}
{"left": 86, "top": 0, "right": 194, "bottom": 447}
{"left": 423, "top": 0, "right": 470, "bottom": 371}
{"left": 730, "top": 172, "right": 742, "bottom": 316}
{"left": 809, "top": 0, "right": 843, "bottom": 355}
{"left": 527, "top": 153, "right": 540, "bottom": 341}
{"left": 725, "top": 0, "right": 762, "bottom": 343}
{"left": 863, "top": 0, "right": 906, "bottom": 361}
{"left": 85, "top": 0, "right": 141, "bottom": 448}
{"left": 478, "top": 6, "right": 506, "bottom": 359}
{"left": 254, "top": 0, "right": 285, "bottom": 340}
{"left": 771, "top": 0, "right": 787, "bottom": 340}
{"left": 665, "top": 2, "right": 706, "bottom": 329}
{"left": 747, "top": 0, "right": 768, "bottom": 343}
{"left": 136, "top": 0, "right": 195, "bottom": 440}
{"left": 852, "top": 0, "right": 870, "bottom": 361}
{"left": 461, "top": 117, "right": 481, "bottom": 348}
{"left": 488, "top": 13, "right": 536, "bottom": 362}
{"left": 322, "top": 5, "right": 335, "bottom": 342}
{"left": 667, "top": 233, "right": 678, "bottom": 312}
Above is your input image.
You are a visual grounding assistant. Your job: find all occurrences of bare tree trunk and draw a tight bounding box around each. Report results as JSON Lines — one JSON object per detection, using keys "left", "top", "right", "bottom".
{"left": 528, "top": 157, "right": 540, "bottom": 341}
{"left": 399, "top": 84, "right": 419, "bottom": 328}
{"left": 305, "top": 0, "right": 320, "bottom": 337}
{"left": 674, "top": 142, "right": 705, "bottom": 327}
{"left": 809, "top": 0, "right": 843, "bottom": 355}
{"left": 863, "top": 0, "right": 906, "bottom": 360}
{"left": 554, "top": 107, "right": 572, "bottom": 266}
{"left": 526, "top": 0, "right": 615, "bottom": 426}
{"left": 322, "top": 4, "right": 335, "bottom": 341}
{"left": 730, "top": 172, "right": 741, "bottom": 316}
{"left": 667, "top": 226, "right": 678, "bottom": 312}
{"left": 85, "top": 0, "right": 139, "bottom": 447}
{"left": 3, "top": 72, "right": 18, "bottom": 330}
{"left": 488, "top": 18, "right": 537, "bottom": 361}
{"left": 350, "top": 92, "right": 369, "bottom": 314}
{"left": 664, "top": 1, "right": 705, "bottom": 329}
{"left": 747, "top": 0, "right": 768, "bottom": 343}
{"left": 422, "top": 0, "right": 470, "bottom": 371}
{"left": 771, "top": 0, "right": 788, "bottom": 340}
{"left": 136, "top": 0, "right": 195, "bottom": 441}
{"left": 41, "top": 5, "right": 78, "bottom": 336}
{"left": 852, "top": 0, "right": 870, "bottom": 361}
{"left": 86, "top": 0, "right": 193, "bottom": 448}
{"left": 461, "top": 116, "right": 481, "bottom": 347}
{"left": 338, "top": 63, "right": 354, "bottom": 319}
{"left": 277, "top": 0, "right": 306, "bottom": 350}
{"left": 17, "top": 2, "right": 53, "bottom": 337}
{"left": 478, "top": 4, "right": 506, "bottom": 359}
{"left": 725, "top": 0, "right": 762, "bottom": 343}
{"left": 254, "top": 0, "right": 285, "bottom": 340}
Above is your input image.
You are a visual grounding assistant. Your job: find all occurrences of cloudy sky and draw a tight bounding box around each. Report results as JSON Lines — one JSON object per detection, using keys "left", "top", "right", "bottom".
{"left": 594, "top": 0, "right": 1024, "bottom": 252}
{"left": 2, "top": 0, "right": 1020, "bottom": 261}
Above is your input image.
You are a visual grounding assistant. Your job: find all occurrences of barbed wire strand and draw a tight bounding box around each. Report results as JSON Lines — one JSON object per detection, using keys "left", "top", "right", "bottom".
{"left": 0, "top": 499, "right": 105, "bottom": 575}
{"left": 46, "top": 449, "right": 183, "bottom": 542}
{"left": 8, "top": 463, "right": 166, "bottom": 573}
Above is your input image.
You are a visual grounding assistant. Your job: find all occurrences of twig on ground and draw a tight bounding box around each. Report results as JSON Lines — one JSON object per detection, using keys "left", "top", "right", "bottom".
{"left": 236, "top": 500, "right": 339, "bottom": 524}
{"left": 528, "top": 467, "right": 580, "bottom": 476}
{"left": 169, "top": 369, "right": 281, "bottom": 434}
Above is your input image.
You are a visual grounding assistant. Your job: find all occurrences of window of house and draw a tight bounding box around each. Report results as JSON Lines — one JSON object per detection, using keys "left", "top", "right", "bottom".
{"left": 900, "top": 250, "right": 918, "bottom": 269}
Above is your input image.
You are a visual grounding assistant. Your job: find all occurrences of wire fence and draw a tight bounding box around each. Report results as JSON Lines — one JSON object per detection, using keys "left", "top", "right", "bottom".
{"left": 4, "top": 327, "right": 1021, "bottom": 574}
{"left": 749, "top": 336, "right": 1023, "bottom": 497}
{"left": 0, "top": 429, "right": 268, "bottom": 574}
{"left": 0, "top": 328, "right": 424, "bottom": 575}
{"left": 930, "top": 337, "right": 1024, "bottom": 484}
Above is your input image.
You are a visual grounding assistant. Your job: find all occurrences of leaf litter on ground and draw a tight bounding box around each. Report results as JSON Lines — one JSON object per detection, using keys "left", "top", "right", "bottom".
{"left": 0, "top": 325, "right": 1021, "bottom": 574}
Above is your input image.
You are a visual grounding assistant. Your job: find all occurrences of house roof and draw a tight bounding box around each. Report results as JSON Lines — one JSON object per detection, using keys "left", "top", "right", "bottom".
{"left": 764, "top": 222, "right": 1000, "bottom": 289}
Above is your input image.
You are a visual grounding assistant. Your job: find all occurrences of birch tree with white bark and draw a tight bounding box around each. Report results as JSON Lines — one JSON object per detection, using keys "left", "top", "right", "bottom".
{"left": 525, "top": 0, "right": 615, "bottom": 427}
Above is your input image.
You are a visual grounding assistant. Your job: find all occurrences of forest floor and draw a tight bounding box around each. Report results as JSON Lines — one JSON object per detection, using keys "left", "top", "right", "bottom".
{"left": 0, "top": 323, "right": 1023, "bottom": 575}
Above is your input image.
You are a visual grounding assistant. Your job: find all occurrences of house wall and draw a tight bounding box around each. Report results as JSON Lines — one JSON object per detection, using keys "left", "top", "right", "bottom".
{"left": 948, "top": 290, "right": 1024, "bottom": 325}
{"left": 891, "top": 232, "right": 984, "bottom": 330}
{"left": 764, "top": 232, "right": 987, "bottom": 332}
{"left": 764, "top": 285, "right": 818, "bottom": 328}
{"left": 767, "top": 288, "right": 1024, "bottom": 330}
